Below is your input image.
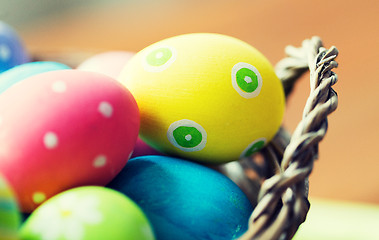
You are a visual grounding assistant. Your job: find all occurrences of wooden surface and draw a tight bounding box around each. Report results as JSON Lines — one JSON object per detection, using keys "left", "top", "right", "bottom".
{"left": 15, "top": 0, "right": 379, "bottom": 204}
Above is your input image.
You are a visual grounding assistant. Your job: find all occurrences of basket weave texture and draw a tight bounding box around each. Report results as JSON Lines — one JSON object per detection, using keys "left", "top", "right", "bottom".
{"left": 236, "top": 36, "right": 339, "bottom": 240}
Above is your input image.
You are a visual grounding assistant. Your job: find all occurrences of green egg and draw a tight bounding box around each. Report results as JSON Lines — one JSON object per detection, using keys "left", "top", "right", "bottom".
{"left": 20, "top": 186, "right": 155, "bottom": 240}
{"left": 0, "top": 174, "right": 21, "bottom": 240}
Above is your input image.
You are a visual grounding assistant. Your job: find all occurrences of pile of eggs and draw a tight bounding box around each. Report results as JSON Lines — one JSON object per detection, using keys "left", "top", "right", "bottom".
{"left": 0, "top": 21, "right": 285, "bottom": 240}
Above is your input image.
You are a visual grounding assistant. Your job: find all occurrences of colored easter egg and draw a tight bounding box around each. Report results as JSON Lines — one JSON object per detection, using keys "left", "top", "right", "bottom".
{"left": 0, "top": 61, "right": 70, "bottom": 94}
{"left": 77, "top": 51, "right": 135, "bottom": 79}
{"left": 0, "top": 21, "right": 29, "bottom": 73}
{"left": 20, "top": 186, "right": 155, "bottom": 240}
{"left": 0, "top": 70, "right": 140, "bottom": 212}
{"left": 131, "top": 137, "right": 164, "bottom": 158}
{"left": 108, "top": 155, "right": 253, "bottom": 240}
{"left": 0, "top": 174, "right": 21, "bottom": 240}
{"left": 119, "top": 33, "right": 285, "bottom": 163}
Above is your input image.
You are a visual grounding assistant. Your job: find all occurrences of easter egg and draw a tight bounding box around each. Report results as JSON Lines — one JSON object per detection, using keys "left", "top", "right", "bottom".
{"left": 0, "top": 174, "right": 21, "bottom": 240}
{"left": 0, "top": 61, "right": 70, "bottom": 94}
{"left": 20, "top": 186, "right": 155, "bottom": 240}
{"left": 77, "top": 51, "right": 135, "bottom": 79}
{"left": 0, "top": 70, "right": 140, "bottom": 212}
{"left": 108, "top": 155, "right": 253, "bottom": 240}
{"left": 0, "top": 21, "right": 29, "bottom": 73}
{"left": 119, "top": 33, "right": 285, "bottom": 163}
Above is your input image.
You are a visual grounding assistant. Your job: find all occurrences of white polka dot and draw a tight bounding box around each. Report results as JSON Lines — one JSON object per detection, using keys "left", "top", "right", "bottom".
{"left": 244, "top": 76, "right": 252, "bottom": 84}
{"left": 93, "top": 155, "right": 107, "bottom": 168}
{"left": 185, "top": 134, "right": 192, "bottom": 141}
{"left": 43, "top": 132, "right": 58, "bottom": 149}
{"left": 0, "top": 44, "right": 11, "bottom": 61}
{"left": 98, "top": 101, "right": 113, "bottom": 118}
{"left": 52, "top": 81, "right": 67, "bottom": 93}
{"left": 155, "top": 51, "right": 164, "bottom": 59}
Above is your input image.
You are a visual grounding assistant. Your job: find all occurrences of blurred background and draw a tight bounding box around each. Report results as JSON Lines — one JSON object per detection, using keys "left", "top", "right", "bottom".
{"left": 1, "top": 0, "right": 378, "bottom": 238}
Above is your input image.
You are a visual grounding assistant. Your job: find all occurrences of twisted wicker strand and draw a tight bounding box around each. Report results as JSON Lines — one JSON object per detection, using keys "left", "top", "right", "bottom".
{"left": 275, "top": 37, "right": 323, "bottom": 96}
{"left": 238, "top": 37, "right": 339, "bottom": 240}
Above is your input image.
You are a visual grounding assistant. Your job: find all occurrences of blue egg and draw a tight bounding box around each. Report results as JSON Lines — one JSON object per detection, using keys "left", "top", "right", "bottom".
{"left": 0, "top": 21, "right": 29, "bottom": 73}
{"left": 0, "top": 61, "right": 70, "bottom": 94}
{"left": 108, "top": 155, "right": 253, "bottom": 240}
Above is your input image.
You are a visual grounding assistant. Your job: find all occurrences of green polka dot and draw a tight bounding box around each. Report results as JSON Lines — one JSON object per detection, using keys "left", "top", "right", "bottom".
{"left": 146, "top": 47, "right": 172, "bottom": 67}
{"left": 173, "top": 126, "right": 202, "bottom": 148}
{"left": 236, "top": 67, "right": 259, "bottom": 93}
{"left": 167, "top": 120, "right": 207, "bottom": 152}
{"left": 32, "top": 192, "right": 46, "bottom": 204}
{"left": 244, "top": 140, "right": 265, "bottom": 157}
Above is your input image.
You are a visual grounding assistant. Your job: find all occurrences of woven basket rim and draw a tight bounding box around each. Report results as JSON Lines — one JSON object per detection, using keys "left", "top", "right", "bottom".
{"left": 235, "top": 36, "right": 339, "bottom": 240}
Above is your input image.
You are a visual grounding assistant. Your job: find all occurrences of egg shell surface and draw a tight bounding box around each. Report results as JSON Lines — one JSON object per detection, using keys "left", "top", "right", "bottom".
{"left": 77, "top": 51, "right": 135, "bottom": 79}
{"left": 119, "top": 33, "right": 285, "bottom": 163}
{"left": 108, "top": 155, "right": 253, "bottom": 240}
{"left": 0, "top": 69, "right": 140, "bottom": 212}
{"left": 0, "top": 21, "right": 29, "bottom": 73}
{"left": 0, "top": 174, "right": 21, "bottom": 240}
{"left": 20, "top": 186, "right": 155, "bottom": 240}
{"left": 0, "top": 61, "right": 70, "bottom": 94}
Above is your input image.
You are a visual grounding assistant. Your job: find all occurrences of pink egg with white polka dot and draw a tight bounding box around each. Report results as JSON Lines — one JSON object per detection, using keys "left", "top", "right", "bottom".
{"left": 0, "top": 69, "right": 139, "bottom": 212}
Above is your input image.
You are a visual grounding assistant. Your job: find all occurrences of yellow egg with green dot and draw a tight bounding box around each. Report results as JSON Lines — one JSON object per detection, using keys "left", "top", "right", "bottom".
{"left": 119, "top": 33, "right": 285, "bottom": 163}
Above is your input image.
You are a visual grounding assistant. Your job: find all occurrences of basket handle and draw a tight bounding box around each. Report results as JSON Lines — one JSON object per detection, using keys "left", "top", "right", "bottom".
{"left": 239, "top": 36, "right": 339, "bottom": 240}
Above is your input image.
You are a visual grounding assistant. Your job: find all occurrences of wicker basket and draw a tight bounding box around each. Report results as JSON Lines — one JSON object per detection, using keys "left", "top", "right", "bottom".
{"left": 34, "top": 36, "right": 339, "bottom": 240}
{"left": 214, "top": 36, "right": 339, "bottom": 240}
